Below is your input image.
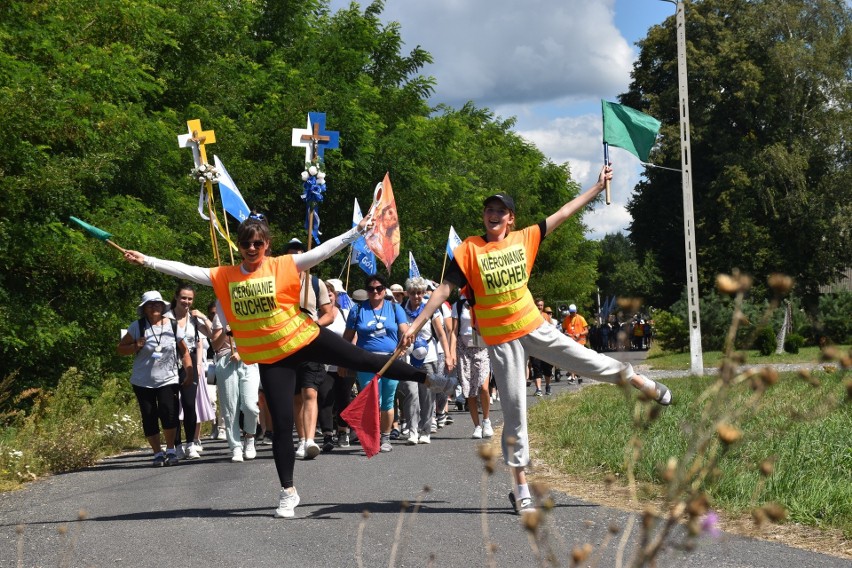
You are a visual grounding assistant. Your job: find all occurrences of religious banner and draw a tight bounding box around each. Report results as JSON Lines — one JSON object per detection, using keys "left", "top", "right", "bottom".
{"left": 291, "top": 112, "right": 339, "bottom": 248}
{"left": 365, "top": 172, "right": 400, "bottom": 272}
{"left": 213, "top": 155, "right": 250, "bottom": 222}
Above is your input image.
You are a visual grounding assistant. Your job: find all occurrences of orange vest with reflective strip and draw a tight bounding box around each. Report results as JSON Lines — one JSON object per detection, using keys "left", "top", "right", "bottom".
{"left": 452, "top": 226, "right": 543, "bottom": 346}
{"left": 210, "top": 256, "right": 319, "bottom": 364}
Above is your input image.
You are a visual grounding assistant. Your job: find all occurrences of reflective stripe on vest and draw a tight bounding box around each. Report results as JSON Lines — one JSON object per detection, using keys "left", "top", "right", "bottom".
{"left": 210, "top": 257, "right": 319, "bottom": 365}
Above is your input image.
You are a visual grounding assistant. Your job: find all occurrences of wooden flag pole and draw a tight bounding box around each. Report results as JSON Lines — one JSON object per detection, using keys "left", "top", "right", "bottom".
{"left": 302, "top": 203, "right": 316, "bottom": 309}
{"left": 604, "top": 143, "right": 611, "bottom": 205}
{"left": 439, "top": 249, "right": 449, "bottom": 284}
{"left": 345, "top": 246, "right": 353, "bottom": 292}
{"left": 221, "top": 199, "right": 235, "bottom": 265}
{"left": 105, "top": 239, "right": 127, "bottom": 254}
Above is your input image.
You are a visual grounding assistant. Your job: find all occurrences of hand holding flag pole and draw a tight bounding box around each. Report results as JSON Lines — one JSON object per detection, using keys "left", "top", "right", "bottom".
{"left": 69, "top": 216, "right": 126, "bottom": 253}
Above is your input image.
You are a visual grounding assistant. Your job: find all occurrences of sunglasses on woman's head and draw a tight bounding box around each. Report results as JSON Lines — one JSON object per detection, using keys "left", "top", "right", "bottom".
{"left": 239, "top": 240, "right": 265, "bottom": 249}
{"left": 366, "top": 285, "right": 385, "bottom": 293}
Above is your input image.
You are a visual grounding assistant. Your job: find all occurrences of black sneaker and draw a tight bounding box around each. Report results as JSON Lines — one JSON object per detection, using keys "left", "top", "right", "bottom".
{"left": 578, "top": 377, "right": 583, "bottom": 384}
{"left": 322, "top": 434, "right": 335, "bottom": 453}
{"left": 545, "top": 387, "right": 552, "bottom": 396}
{"left": 152, "top": 453, "right": 166, "bottom": 467}
{"left": 165, "top": 452, "right": 179, "bottom": 466}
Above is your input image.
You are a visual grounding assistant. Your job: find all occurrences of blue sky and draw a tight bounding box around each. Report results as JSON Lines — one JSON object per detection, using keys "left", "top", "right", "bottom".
{"left": 327, "top": 0, "right": 678, "bottom": 238}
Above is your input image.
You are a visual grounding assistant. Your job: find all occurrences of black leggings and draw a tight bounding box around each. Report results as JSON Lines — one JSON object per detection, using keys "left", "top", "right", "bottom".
{"left": 133, "top": 383, "right": 180, "bottom": 437}
{"left": 260, "top": 327, "right": 427, "bottom": 488}
{"left": 175, "top": 369, "right": 197, "bottom": 445}
{"left": 332, "top": 371, "right": 356, "bottom": 429}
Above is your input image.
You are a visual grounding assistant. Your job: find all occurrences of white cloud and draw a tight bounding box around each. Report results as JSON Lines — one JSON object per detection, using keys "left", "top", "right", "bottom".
{"left": 381, "top": 0, "right": 635, "bottom": 106}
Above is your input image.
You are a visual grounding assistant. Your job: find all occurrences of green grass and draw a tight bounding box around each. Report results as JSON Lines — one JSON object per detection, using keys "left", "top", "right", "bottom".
{"left": 643, "top": 344, "right": 850, "bottom": 370}
{"left": 529, "top": 369, "right": 852, "bottom": 537}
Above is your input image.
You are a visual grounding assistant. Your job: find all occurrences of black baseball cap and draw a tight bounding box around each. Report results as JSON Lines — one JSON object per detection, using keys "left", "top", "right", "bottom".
{"left": 483, "top": 193, "right": 516, "bottom": 213}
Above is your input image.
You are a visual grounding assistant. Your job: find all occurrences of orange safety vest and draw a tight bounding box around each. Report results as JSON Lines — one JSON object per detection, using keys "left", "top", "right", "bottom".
{"left": 210, "top": 256, "right": 319, "bottom": 364}
{"left": 452, "top": 226, "right": 543, "bottom": 346}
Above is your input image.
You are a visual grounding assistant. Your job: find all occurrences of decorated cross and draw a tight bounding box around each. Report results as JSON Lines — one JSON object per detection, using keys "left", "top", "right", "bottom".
{"left": 291, "top": 112, "right": 339, "bottom": 165}
{"left": 178, "top": 119, "right": 216, "bottom": 167}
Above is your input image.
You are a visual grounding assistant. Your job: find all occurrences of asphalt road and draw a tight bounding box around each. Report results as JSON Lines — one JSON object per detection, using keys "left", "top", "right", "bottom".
{"left": 1, "top": 352, "right": 847, "bottom": 567}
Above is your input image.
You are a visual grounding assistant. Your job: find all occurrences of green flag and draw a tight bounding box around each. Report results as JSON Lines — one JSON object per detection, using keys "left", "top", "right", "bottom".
{"left": 69, "top": 216, "right": 112, "bottom": 241}
{"left": 602, "top": 100, "right": 661, "bottom": 162}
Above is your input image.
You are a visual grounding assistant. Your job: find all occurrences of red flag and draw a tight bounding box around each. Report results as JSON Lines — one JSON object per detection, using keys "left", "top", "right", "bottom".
{"left": 365, "top": 172, "right": 400, "bottom": 272}
{"left": 340, "top": 376, "right": 381, "bottom": 458}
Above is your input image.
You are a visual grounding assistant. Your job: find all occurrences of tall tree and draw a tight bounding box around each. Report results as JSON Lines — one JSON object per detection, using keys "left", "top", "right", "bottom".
{"left": 625, "top": 0, "right": 852, "bottom": 308}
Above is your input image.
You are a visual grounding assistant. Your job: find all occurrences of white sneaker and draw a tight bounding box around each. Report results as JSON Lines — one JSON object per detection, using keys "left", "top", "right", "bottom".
{"left": 243, "top": 437, "right": 257, "bottom": 460}
{"left": 482, "top": 418, "right": 494, "bottom": 438}
{"left": 274, "top": 487, "right": 300, "bottom": 518}
{"left": 304, "top": 439, "right": 320, "bottom": 460}
{"left": 295, "top": 440, "right": 306, "bottom": 459}
{"left": 418, "top": 433, "right": 431, "bottom": 444}
{"left": 193, "top": 441, "right": 204, "bottom": 453}
{"left": 406, "top": 431, "right": 419, "bottom": 445}
{"left": 231, "top": 447, "right": 244, "bottom": 463}
{"left": 175, "top": 444, "right": 186, "bottom": 460}
{"left": 185, "top": 443, "right": 200, "bottom": 460}
{"left": 472, "top": 425, "right": 483, "bottom": 439}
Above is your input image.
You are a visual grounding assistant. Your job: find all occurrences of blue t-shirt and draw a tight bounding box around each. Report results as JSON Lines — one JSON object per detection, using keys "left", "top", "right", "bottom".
{"left": 346, "top": 300, "right": 407, "bottom": 354}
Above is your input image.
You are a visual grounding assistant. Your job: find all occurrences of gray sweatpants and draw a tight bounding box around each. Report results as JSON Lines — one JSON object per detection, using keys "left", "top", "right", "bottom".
{"left": 398, "top": 360, "right": 438, "bottom": 435}
{"left": 489, "top": 323, "right": 634, "bottom": 468}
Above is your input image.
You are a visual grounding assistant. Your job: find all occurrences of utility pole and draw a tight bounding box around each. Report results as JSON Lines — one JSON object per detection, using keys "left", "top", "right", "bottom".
{"left": 663, "top": 0, "right": 704, "bottom": 375}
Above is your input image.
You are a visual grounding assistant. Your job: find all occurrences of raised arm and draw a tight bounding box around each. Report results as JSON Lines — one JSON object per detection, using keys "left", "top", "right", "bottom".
{"left": 293, "top": 216, "right": 374, "bottom": 273}
{"left": 123, "top": 251, "right": 212, "bottom": 286}
{"left": 543, "top": 165, "right": 612, "bottom": 236}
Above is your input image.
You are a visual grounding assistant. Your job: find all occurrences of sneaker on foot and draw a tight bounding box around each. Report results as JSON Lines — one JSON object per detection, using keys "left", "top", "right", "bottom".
{"left": 390, "top": 428, "right": 401, "bottom": 440}
{"left": 649, "top": 377, "right": 672, "bottom": 405}
{"left": 426, "top": 372, "right": 458, "bottom": 396}
{"left": 445, "top": 414, "right": 454, "bottom": 425}
{"left": 304, "top": 439, "right": 320, "bottom": 460}
{"left": 295, "top": 440, "right": 306, "bottom": 459}
{"left": 534, "top": 389, "right": 543, "bottom": 397}
{"left": 193, "top": 441, "right": 204, "bottom": 453}
{"left": 152, "top": 453, "right": 166, "bottom": 467}
{"left": 337, "top": 432, "right": 350, "bottom": 448}
{"left": 165, "top": 452, "right": 179, "bottom": 466}
{"left": 472, "top": 425, "right": 483, "bottom": 439}
{"left": 418, "top": 433, "right": 431, "bottom": 444}
{"left": 174, "top": 444, "right": 186, "bottom": 460}
{"left": 545, "top": 387, "right": 552, "bottom": 396}
{"left": 578, "top": 377, "right": 583, "bottom": 384}
{"left": 322, "top": 434, "right": 335, "bottom": 453}
{"left": 231, "top": 447, "right": 244, "bottom": 463}
{"left": 261, "top": 432, "right": 274, "bottom": 445}
{"left": 406, "top": 431, "right": 419, "bottom": 445}
{"left": 508, "top": 492, "right": 535, "bottom": 515}
{"left": 274, "top": 488, "right": 300, "bottom": 518}
{"left": 185, "top": 443, "right": 200, "bottom": 460}
{"left": 244, "top": 437, "right": 257, "bottom": 460}
{"left": 482, "top": 418, "right": 494, "bottom": 438}
{"left": 436, "top": 413, "right": 448, "bottom": 429}
{"left": 380, "top": 441, "right": 393, "bottom": 452}
{"left": 430, "top": 418, "right": 438, "bottom": 433}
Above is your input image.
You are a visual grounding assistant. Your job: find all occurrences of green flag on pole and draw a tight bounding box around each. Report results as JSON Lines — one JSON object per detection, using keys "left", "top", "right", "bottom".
{"left": 69, "top": 216, "right": 126, "bottom": 253}
{"left": 69, "top": 216, "right": 112, "bottom": 241}
{"left": 601, "top": 100, "right": 661, "bottom": 162}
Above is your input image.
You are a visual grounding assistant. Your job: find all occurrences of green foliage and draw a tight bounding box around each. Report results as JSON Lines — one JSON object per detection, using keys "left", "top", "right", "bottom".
{"left": 755, "top": 326, "right": 776, "bottom": 356}
{"left": 0, "top": 1, "right": 602, "bottom": 399}
{"left": 652, "top": 309, "right": 689, "bottom": 352}
{"left": 595, "top": 233, "right": 664, "bottom": 306}
{"left": 530, "top": 370, "right": 852, "bottom": 536}
{"left": 783, "top": 333, "right": 805, "bottom": 354}
{"left": 0, "top": 368, "right": 144, "bottom": 487}
{"left": 814, "top": 292, "right": 852, "bottom": 344}
{"left": 625, "top": 0, "right": 852, "bottom": 307}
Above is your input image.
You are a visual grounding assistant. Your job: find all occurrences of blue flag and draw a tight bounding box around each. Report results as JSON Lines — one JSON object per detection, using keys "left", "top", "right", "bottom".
{"left": 351, "top": 199, "right": 376, "bottom": 275}
{"left": 409, "top": 251, "right": 420, "bottom": 279}
{"left": 446, "top": 225, "right": 462, "bottom": 260}
{"left": 213, "top": 155, "right": 250, "bottom": 222}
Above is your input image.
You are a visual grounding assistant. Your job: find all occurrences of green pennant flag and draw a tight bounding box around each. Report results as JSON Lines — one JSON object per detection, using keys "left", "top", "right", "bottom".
{"left": 69, "top": 216, "right": 112, "bottom": 241}
{"left": 602, "top": 100, "right": 661, "bottom": 162}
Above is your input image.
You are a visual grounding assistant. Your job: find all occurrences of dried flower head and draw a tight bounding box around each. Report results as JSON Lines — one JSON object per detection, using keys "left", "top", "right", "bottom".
{"left": 752, "top": 507, "right": 768, "bottom": 528}
{"left": 759, "top": 458, "right": 775, "bottom": 477}
{"left": 604, "top": 473, "right": 617, "bottom": 487}
{"left": 767, "top": 273, "right": 794, "bottom": 296}
{"left": 821, "top": 346, "right": 840, "bottom": 361}
{"left": 361, "top": 510, "right": 371, "bottom": 519}
{"left": 762, "top": 502, "right": 787, "bottom": 522}
{"left": 716, "top": 273, "right": 739, "bottom": 295}
{"left": 608, "top": 522, "right": 621, "bottom": 534}
{"left": 57, "top": 525, "right": 68, "bottom": 535}
{"left": 571, "top": 543, "right": 593, "bottom": 566}
{"left": 717, "top": 423, "right": 742, "bottom": 445}
{"left": 759, "top": 366, "right": 779, "bottom": 387}
{"left": 15, "top": 524, "right": 24, "bottom": 535}
{"left": 521, "top": 510, "right": 541, "bottom": 532}
{"left": 78, "top": 509, "right": 88, "bottom": 521}
{"left": 662, "top": 456, "right": 678, "bottom": 482}
{"left": 845, "top": 379, "right": 852, "bottom": 402}
{"left": 617, "top": 297, "right": 643, "bottom": 313}
{"left": 687, "top": 493, "right": 710, "bottom": 518}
